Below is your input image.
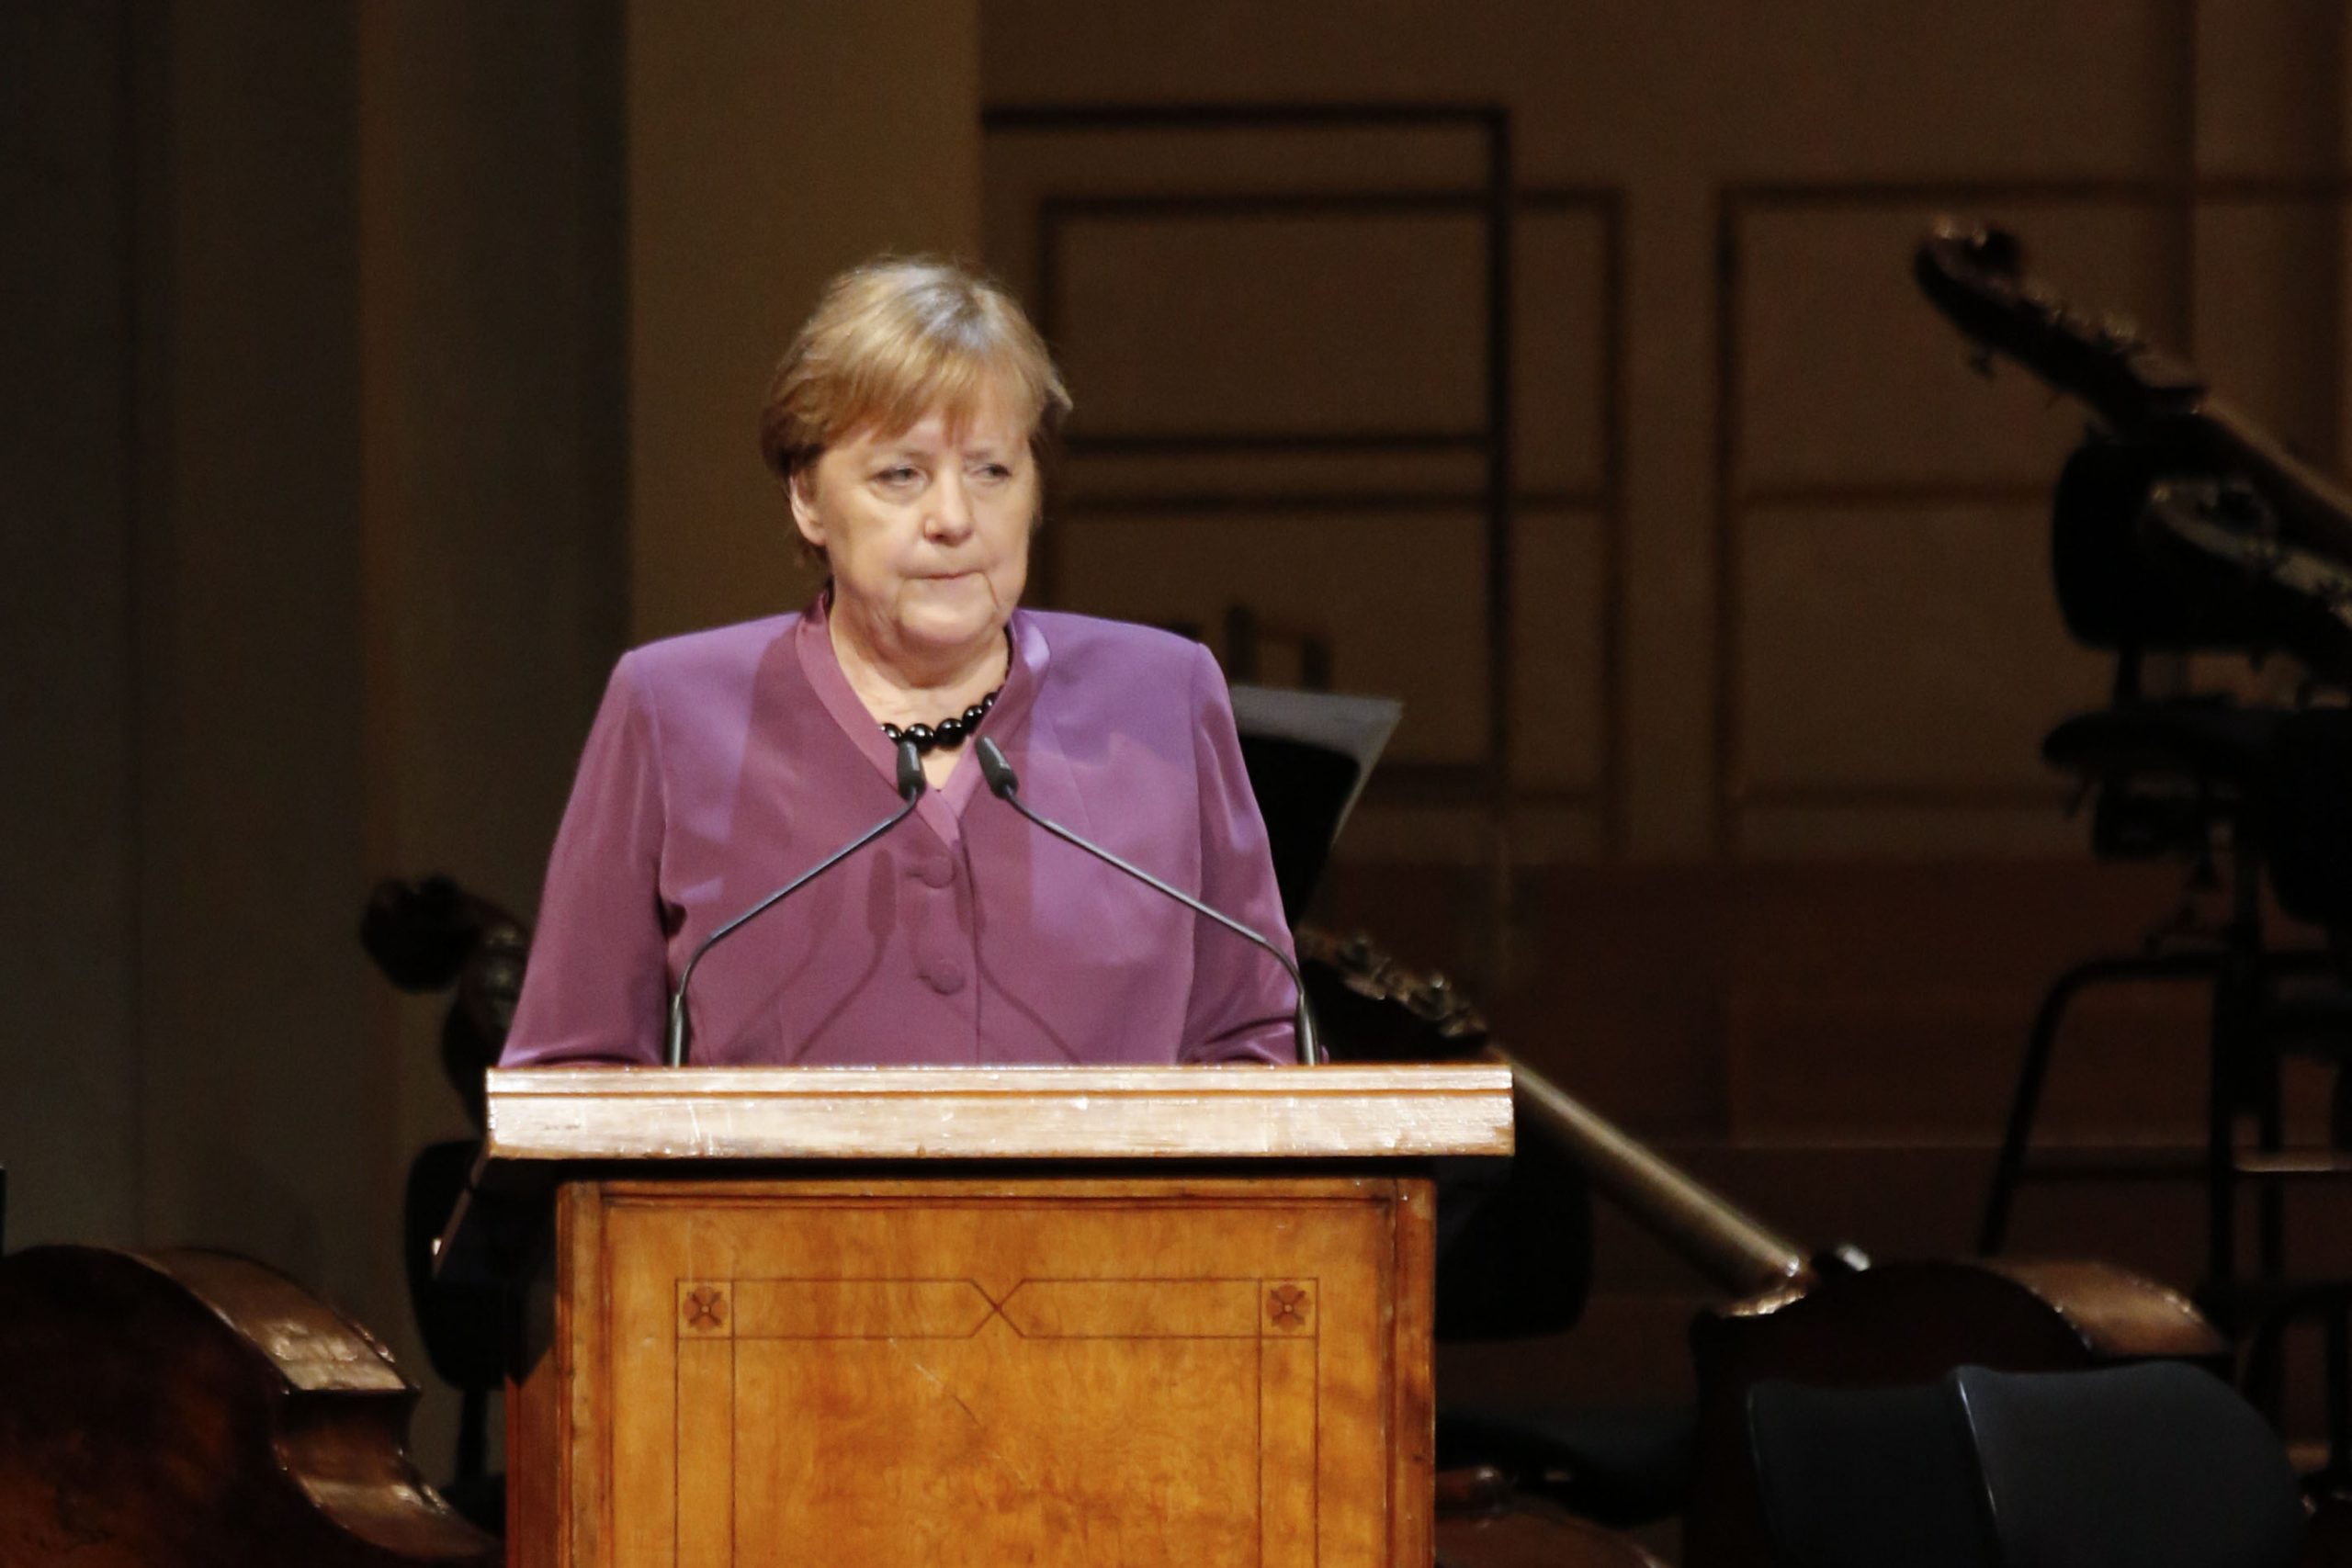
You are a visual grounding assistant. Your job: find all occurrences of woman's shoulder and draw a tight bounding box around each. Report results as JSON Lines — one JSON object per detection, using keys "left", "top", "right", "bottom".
{"left": 1020, "top": 611, "right": 1228, "bottom": 739}
{"left": 616, "top": 612, "right": 804, "bottom": 690}
{"left": 1023, "top": 608, "right": 1209, "bottom": 678}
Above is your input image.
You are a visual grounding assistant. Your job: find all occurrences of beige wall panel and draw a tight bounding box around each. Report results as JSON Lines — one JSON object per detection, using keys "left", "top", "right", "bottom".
{"left": 2189, "top": 200, "right": 2345, "bottom": 463}
{"left": 983, "top": 1, "right": 2194, "bottom": 863}
{"left": 1057, "top": 513, "right": 1487, "bottom": 765}
{"left": 1514, "top": 209, "right": 1608, "bottom": 495}
{"left": 1740, "top": 203, "right": 2182, "bottom": 490}
{"left": 1336, "top": 805, "right": 1495, "bottom": 867}
{"left": 982, "top": 124, "right": 1484, "bottom": 315}
{"left": 1057, "top": 214, "right": 1485, "bottom": 436}
{"left": 1333, "top": 800, "right": 1609, "bottom": 867}
{"left": 1618, "top": 184, "right": 1732, "bottom": 861}
{"left": 359, "top": 0, "right": 628, "bottom": 921}
{"left": 1671, "top": 6, "right": 2188, "bottom": 175}
{"left": 1510, "top": 508, "right": 1606, "bottom": 791}
{"left": 983, "top": 5, "right": 2188, "bottom": 180}
{"left": 1727, "top": 964, "right": 2213, "bottom": 1139}
{"left": 989, "top": 125, "right": 1484, "bottom": 202}
{"left": 134, "top": 2, "right": 382, "bottom": 1307}
{"left": 1050, "top": 205, "right": 1606, "bottom": 495}
{"left": 2194, "top": 0, "right": 2346, "bottom": 176}
{"left": 1066, "top": 448, "right": 1484, "bottom": 503}
{"left": 1508, "top": 802, "right": 1608, "bottom": 863}
{"left": 1739, "top": 804, "right": 2084, "bottom": 861}
{"left": 628, "top": 0, "right": 981, "bottom": 644}
{"left": 0, "top": 4, "right": 140, "bottom": 1247}
{"left": 1736, "top": 503, "right": 2109, "bottom": 788}
{"left": 1324, "top": 801, "right": 1609, "bottom": 864}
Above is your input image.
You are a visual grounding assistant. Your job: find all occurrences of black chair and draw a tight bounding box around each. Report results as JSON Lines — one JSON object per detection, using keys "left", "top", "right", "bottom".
{"left": 2250, "top": 708, "right": 2352, "bottom": 1157}
{"left": 1748, "top": 1379, "right": 1996, "bottom": 1568}
{"left": 2232, "top": 709, "right": 2352, "bottom": 1490}
{"left": 1982, "top": 447, "right": 2352, "bottom": 1297}
{"left": 1751, "top": 1363, "right": 2307, "bottom": 1568}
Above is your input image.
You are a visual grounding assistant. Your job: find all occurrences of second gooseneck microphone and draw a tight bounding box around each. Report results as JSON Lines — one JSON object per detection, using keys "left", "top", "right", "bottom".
{"left": 973, "top": 737, "right": 1322, "bottom": 1066}
{"left": 664, "top": 739, "right": 927, "bottom": 1066}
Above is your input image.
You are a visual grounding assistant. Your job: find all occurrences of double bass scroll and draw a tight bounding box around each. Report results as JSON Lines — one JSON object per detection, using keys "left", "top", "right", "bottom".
{"left": 0, "top": 1244, "right": 497, "bottom": 1568}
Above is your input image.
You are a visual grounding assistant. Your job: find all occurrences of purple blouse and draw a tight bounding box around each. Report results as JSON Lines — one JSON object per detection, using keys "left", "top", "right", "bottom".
{"left": 500, "top": 598, "right": 1298, "bottom": 1067}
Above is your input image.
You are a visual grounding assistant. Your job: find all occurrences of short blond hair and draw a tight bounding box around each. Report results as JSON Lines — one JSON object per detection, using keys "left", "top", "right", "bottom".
{"left": 759, "top": 255, "right": 1071, "bottom": 489}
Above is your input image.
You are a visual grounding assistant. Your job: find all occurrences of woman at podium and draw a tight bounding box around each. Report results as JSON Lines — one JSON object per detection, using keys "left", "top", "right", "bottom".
{"left": 502, "top": 257, "right": 1297, "bottom": 1069}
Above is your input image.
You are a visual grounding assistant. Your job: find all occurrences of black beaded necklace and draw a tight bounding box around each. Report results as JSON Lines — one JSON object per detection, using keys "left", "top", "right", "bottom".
{"left": 881, "top": 687, "right": 999, "bottom": 754}
{"left": 878, "top": 628, "right": 1012, "bottom": 754}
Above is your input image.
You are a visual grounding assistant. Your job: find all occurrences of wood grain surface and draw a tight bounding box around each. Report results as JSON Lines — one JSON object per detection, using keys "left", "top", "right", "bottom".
{"left": 482, "top": 1064, "right": 1513, "bottom": 1164}
{"left": 509, "top": 1175, "right": 1438, "bottom": 1568}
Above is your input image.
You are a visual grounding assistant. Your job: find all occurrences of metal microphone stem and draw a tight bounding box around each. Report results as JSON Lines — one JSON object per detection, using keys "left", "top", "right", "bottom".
{"left": 664, "top": 741, "right": 927, "bottom": 1066}
{"left": 991, "top": 783, "right": 1323, "bottom": 1066}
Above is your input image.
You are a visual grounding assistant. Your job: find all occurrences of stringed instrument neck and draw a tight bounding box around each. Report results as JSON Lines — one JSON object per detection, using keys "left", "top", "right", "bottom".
{"left": 1486, "top": 1046, "right": 1815, "bottom": 1302}
{"left": 1917, "top": 216, "right": 2352, "bottom": 574}
{"left": 1297, "top": 925, "right": 1819, "bottom": 1302}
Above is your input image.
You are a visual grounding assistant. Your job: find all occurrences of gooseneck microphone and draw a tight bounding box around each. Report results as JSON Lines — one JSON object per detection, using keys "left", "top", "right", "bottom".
{"left": 664, "top": 739, "right": 928, "bottom": 1066}
{"left": 973, "top": 737, "right": 1322, "bottom": 1066}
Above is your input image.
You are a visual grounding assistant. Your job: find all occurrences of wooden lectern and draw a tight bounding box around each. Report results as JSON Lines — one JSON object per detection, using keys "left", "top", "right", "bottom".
{"left": 469, "top": 1064, "right": 1512, "bottom": 1568}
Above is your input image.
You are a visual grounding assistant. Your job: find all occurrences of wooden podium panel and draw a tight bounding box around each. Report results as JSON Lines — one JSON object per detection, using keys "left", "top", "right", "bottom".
{"left": 514, "top": 1175, "right": 1435, "bottom": 1568}
{"left": 484, "top": 1066, "right": 1510, "bottom": 1568}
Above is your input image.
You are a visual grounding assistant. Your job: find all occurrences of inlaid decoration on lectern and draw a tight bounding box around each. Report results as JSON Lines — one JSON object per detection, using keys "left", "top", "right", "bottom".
{"left": 601, "top": 1183, "right": 1400, "bottom": 1568}
{"left": 1267, "top": 1283, "right": 1313, "bottom": 1330}
{"left": 679, "top": 1283, "right": 729, "bottom": 1333}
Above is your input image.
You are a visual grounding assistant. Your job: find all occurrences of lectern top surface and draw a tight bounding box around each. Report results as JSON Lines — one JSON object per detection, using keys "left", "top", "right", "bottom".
{"left": 482, "top": 1063, "right": 1513, "bottom": 1164}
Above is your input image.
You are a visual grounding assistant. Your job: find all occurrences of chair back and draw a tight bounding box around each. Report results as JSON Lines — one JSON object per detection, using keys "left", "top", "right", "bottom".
{"left": 1747, "top": 1379, "right": 2001, "bottom": 1568}
{"left": 2051, "top": 440, "right": 2270, "bottom": 661}
{"left": 1954, "top": 1362, "right": 2305, "bottom": 1568}
{"left": 1748, "top": 1365, "right": 2306, "bottom": 1568}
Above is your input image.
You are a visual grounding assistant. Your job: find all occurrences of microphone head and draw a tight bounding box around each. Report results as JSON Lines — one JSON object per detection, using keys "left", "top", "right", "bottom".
{"left": 975, "top": 737, "right": 1020, "bottom": 797}
{"left": 894, "top": 739, "right": 926, "bottom": 800}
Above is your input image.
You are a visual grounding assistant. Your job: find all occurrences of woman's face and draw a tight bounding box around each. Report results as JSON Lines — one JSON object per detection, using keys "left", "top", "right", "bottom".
{"left": 791, "top": 396, "right": 1036, "bottom": 667}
